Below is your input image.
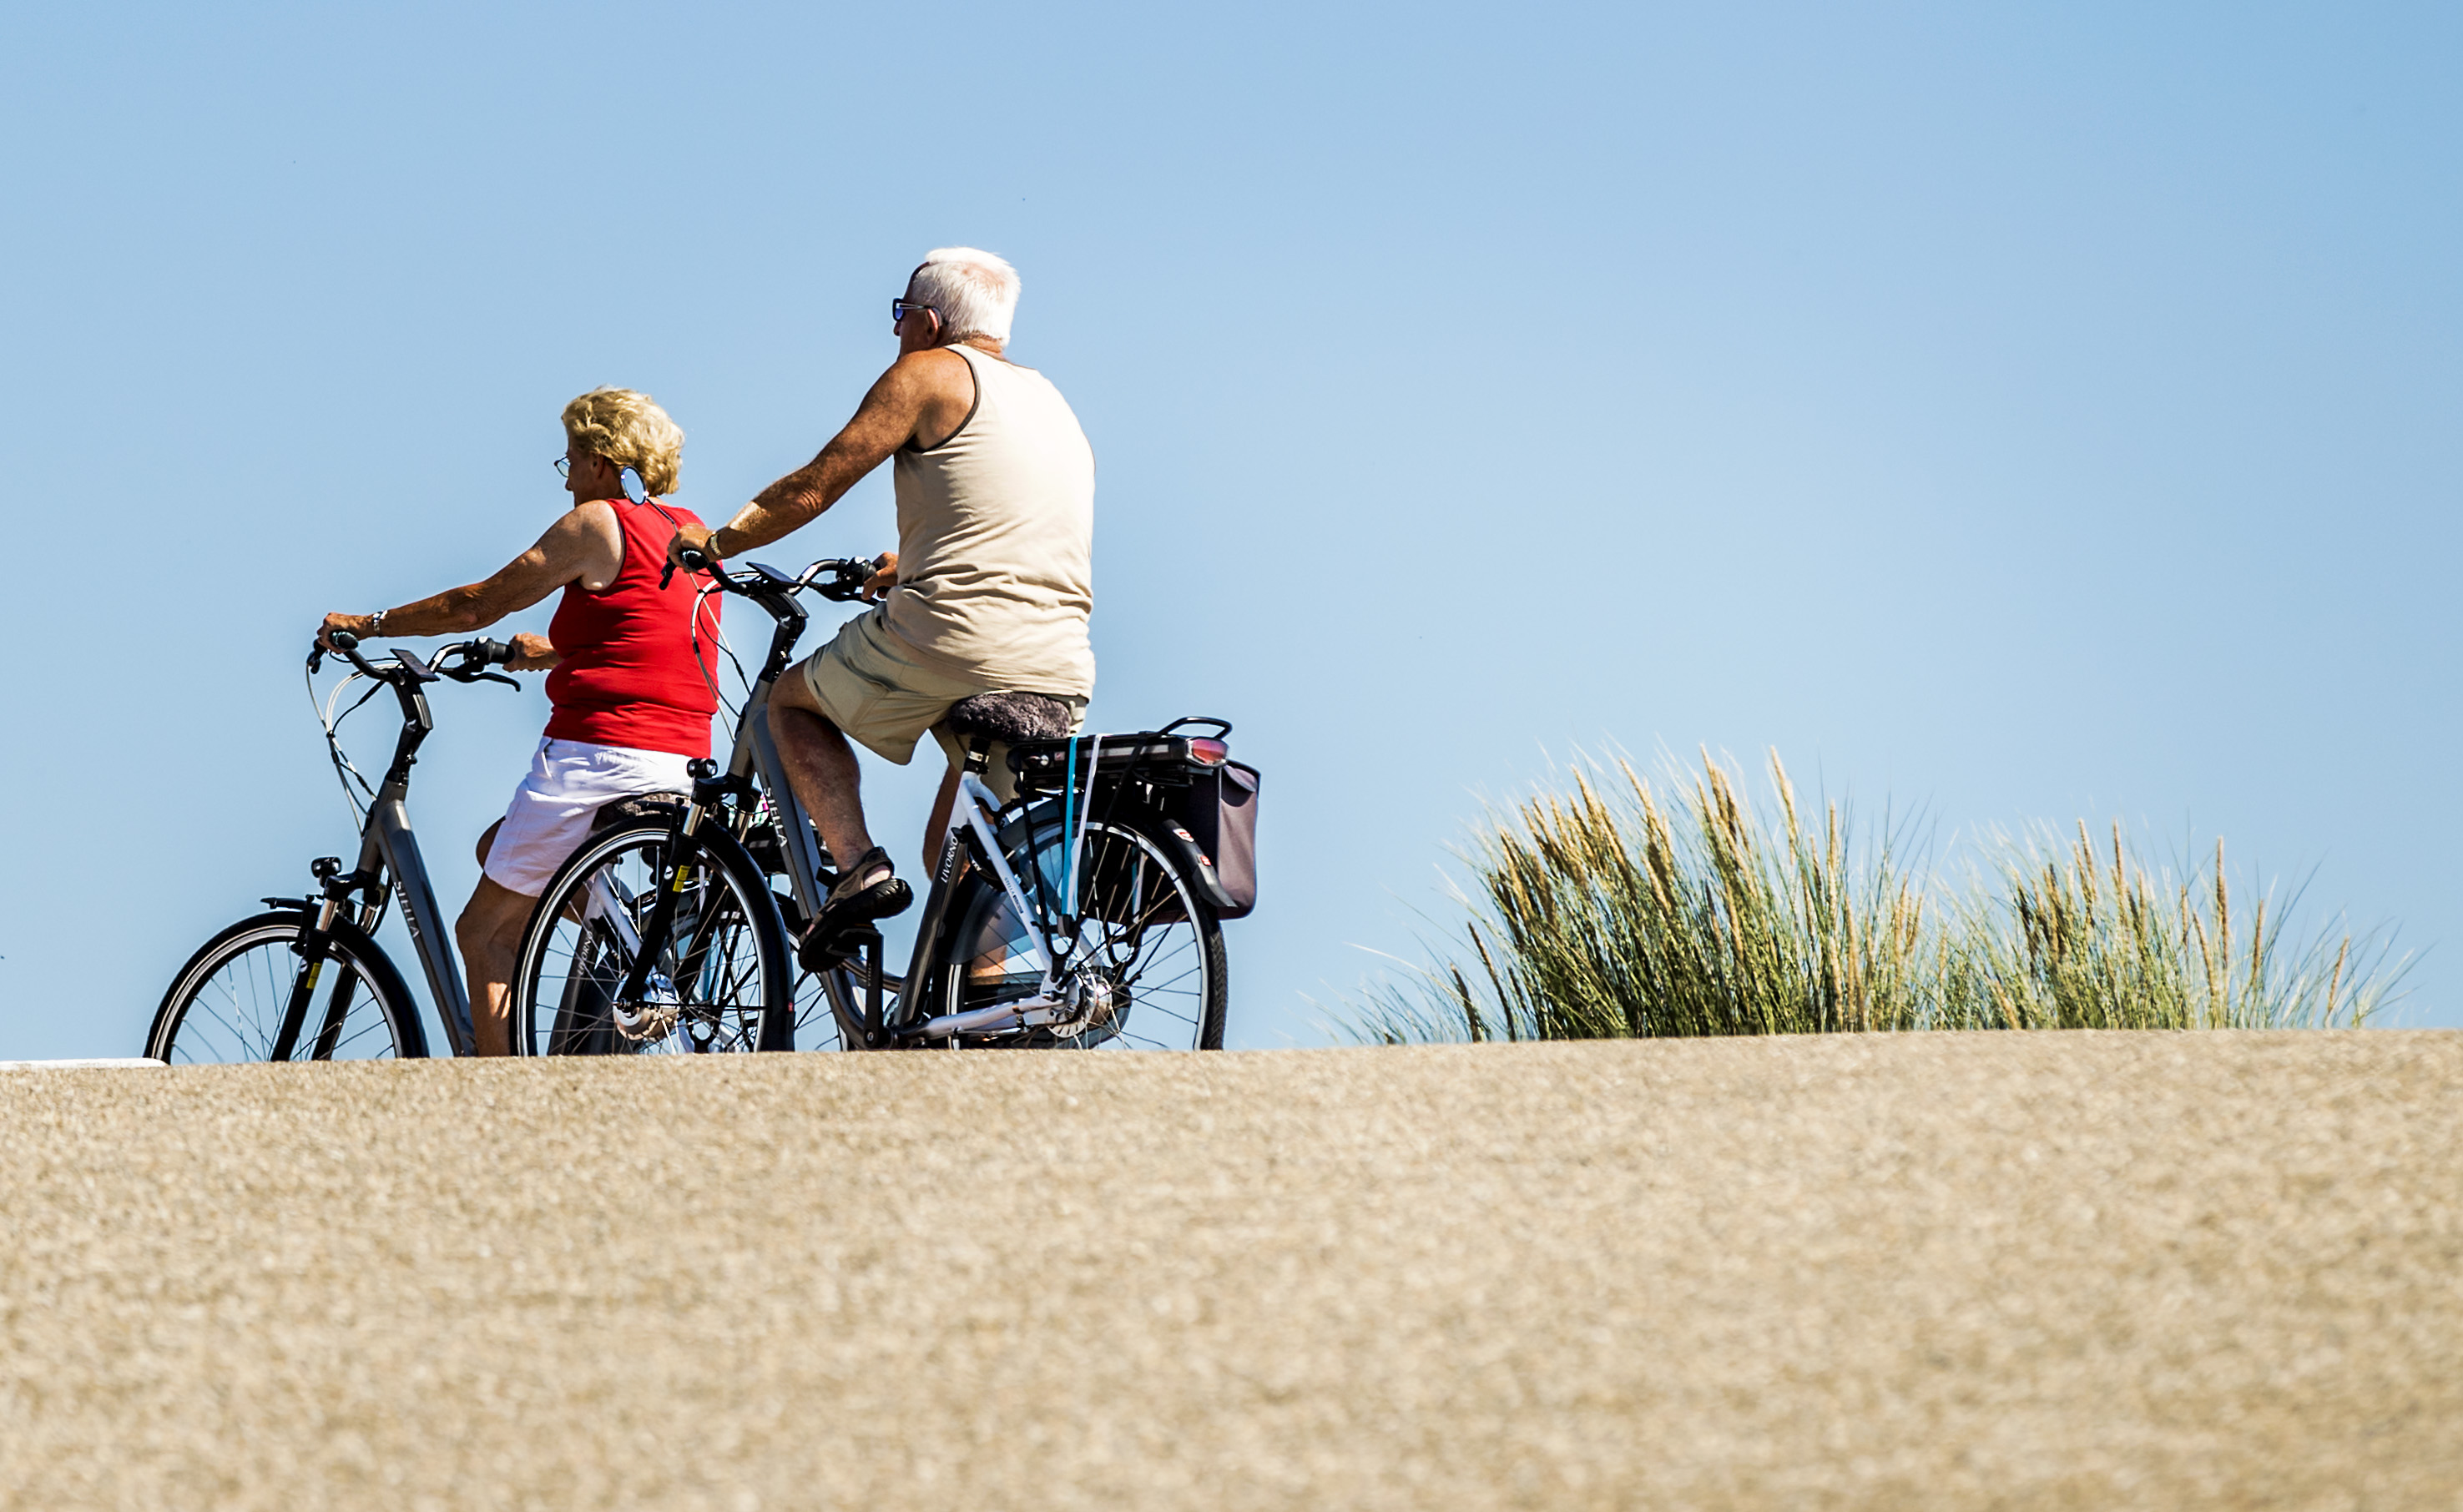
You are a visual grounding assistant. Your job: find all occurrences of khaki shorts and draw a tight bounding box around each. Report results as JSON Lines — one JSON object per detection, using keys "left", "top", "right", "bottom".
{"left": 799, "top": 612, "right": 1086, "bottom": 801}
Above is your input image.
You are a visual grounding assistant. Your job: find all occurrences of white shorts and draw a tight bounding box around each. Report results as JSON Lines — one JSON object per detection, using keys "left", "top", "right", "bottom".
{"left": 482, "top": 738, "right": 694, "bottom": 895}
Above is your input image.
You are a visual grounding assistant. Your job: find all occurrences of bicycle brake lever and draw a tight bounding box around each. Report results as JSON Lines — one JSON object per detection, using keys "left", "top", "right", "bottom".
{"left": 473, "top": 671, "right": 521, "bottom": 689}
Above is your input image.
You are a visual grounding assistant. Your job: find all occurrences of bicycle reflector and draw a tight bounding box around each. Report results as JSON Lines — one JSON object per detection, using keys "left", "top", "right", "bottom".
{"left": 1186, "top": 738, "right": 1229, "bottom": 767}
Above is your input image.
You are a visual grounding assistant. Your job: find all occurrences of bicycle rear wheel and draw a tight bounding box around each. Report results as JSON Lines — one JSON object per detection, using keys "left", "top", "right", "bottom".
{"left": 149, "top": 911, "right": 426, "bottom": 1063}
{"left": 949, "top": 817, "right": 1228, "bottom": 1050}
{"left": 510, "top": 822, "right": 790, "bottom": 1056}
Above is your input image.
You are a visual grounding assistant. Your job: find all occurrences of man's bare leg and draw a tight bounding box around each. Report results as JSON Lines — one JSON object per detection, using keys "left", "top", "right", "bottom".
{"left": 768, "top": 668, "right": 879, "bottom": 872}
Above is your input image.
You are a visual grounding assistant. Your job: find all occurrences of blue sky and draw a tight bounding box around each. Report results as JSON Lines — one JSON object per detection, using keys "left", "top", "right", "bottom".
{"left": 3, "top": 2, "right": 2455, "bottom": 1054}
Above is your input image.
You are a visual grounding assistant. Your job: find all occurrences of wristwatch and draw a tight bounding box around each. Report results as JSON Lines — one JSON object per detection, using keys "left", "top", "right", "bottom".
{"left": 367, "top": 608, "right": 389, "bottom": 635}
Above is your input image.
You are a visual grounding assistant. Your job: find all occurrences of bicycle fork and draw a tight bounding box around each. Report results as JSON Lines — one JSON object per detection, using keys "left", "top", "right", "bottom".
{"left": 615, "top": 800, "right": 715, "bottom": 1011}
{"left": 269, "top": 857, "right": 375, "bottom": 1062}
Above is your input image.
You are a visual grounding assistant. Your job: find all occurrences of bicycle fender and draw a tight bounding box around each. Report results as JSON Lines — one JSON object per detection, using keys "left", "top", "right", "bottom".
{"left": 1126, "top": 814, "right": 1243, "bottom": 917}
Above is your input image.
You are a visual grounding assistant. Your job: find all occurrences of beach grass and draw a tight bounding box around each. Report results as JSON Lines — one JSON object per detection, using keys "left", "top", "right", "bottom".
{"left": 1345, "top": 752, "right": 2399, "bottom": 1043}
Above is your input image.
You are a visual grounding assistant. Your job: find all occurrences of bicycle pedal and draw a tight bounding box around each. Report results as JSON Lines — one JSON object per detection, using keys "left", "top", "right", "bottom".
{"left": 796, "top": 920, "right": 883, "bottom": 974}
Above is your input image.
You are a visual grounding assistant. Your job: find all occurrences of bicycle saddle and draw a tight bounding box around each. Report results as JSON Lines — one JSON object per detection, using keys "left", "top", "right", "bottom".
{"left": 945, "top": 691, "right": 1075, "bottom": 745}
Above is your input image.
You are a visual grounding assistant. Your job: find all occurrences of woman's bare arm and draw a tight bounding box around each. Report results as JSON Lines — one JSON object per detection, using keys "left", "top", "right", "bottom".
{"left": 318, "top": 502, "right": 623, "bottom": 661}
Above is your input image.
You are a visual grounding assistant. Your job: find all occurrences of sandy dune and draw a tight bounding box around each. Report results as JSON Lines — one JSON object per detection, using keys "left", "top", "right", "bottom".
{"left": 4, "top": 1033, "right": 2459, "bottom": 1508}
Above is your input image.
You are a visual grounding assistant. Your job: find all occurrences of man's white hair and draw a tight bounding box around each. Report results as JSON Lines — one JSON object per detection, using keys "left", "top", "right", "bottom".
{"left": 907, "top": 247, "right": 1021, "bottom": 344}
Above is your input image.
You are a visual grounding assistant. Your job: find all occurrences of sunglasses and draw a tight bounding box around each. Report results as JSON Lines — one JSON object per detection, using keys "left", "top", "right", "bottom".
{"left": 891, "top": 298, "right": 938, "bottom": 325}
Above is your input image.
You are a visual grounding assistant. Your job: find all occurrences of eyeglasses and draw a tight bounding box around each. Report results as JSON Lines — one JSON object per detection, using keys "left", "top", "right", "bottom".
{"left": 891, "top": 299, "right": 937, "bottom": 326}
{"left": 553, "top": 453, "right": 572, "bottom": 478}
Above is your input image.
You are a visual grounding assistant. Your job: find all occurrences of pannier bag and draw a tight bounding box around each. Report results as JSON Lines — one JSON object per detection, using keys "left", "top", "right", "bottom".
{"left": 1007, "top": 717, "right": 1260, "bottom": 920}
{"left": 1168, "top": 761, "right": 1258, "bottom": 918}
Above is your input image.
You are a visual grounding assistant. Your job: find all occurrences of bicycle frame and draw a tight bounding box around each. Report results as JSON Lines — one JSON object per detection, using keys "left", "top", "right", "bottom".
{"left": 305, "top": 645, "right": 480, "bottom": 1056}
{"left": 352, "top": 787, "right": 476, "bottom": 1057}
{"left": 887, "top": 762, "right": 1067, "bottom": 1041}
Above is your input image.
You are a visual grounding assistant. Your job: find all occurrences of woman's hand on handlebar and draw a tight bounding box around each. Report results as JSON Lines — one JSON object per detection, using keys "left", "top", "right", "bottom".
{"left": 861, "top": 552, "right": 897, "bottom": 602}
{"left": 505, "top": 632, "right": 559, "bottom": 671}
{"left": 316, "top": 610, "right": 372, "bottom": 653}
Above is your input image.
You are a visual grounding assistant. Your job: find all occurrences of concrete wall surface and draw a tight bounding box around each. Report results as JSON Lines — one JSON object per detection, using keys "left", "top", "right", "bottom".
{"left": 3, "top": 1033, "right": 2459, "bottom": 1509}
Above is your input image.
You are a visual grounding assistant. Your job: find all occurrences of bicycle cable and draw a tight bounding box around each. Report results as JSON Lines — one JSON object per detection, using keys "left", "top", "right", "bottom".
{"left": 689, "top": 580, "right": 747, "bottom": 722}
{"left": 305, "top": 662, "right": 385, "bottom": 824}
{"left": 687, "top": 557, "right": 855, "bottom": 722}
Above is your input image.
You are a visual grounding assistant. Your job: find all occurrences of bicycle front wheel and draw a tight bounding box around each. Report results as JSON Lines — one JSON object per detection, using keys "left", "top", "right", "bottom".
{"left": 149, "top": 911, "right": 426, "bottom": 1063}
{"left": 510, "top": 822, "right": 791, "bottom": 1056}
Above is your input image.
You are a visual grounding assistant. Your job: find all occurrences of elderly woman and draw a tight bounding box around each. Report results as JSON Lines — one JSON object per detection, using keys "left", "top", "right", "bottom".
{"left": 318, "top": 387, "right": 721, "bottom": 1056}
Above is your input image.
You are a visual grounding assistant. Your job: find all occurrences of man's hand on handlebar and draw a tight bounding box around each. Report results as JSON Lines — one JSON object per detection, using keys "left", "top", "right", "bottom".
{"left": 860, "top": 552, "right": 897, "bottom": 602}
{"left": 665, "top": 522, "right": 719, "bottom": 576}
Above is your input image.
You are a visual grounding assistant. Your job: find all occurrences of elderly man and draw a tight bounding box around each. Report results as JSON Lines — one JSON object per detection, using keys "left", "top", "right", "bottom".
{"left": 666, "top": 248, "right": 1094, "bottom": 965}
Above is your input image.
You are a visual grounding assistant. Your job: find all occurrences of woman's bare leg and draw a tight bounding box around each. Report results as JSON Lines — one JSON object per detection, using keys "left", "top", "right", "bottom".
{"left": 455, "top": 874, "right": 537, "bottom": 1057}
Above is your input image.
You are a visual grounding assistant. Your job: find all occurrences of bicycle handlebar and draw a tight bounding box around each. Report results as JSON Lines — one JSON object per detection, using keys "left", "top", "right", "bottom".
{"left": 432, "top": 638, "right": 520, "bottom": 687}
{"left": 661, "top": 549, "right": 882, "bottom": 607}
{"left": 309, "top": 632, "right": 518, "bottom": 688}
{"left": 310, "top": 629, "right": 381, "bottom": 681}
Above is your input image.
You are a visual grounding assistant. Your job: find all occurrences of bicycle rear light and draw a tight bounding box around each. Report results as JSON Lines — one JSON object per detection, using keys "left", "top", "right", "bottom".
{"left": 1186, "top": 738, "right": 1229, "bottom": 767}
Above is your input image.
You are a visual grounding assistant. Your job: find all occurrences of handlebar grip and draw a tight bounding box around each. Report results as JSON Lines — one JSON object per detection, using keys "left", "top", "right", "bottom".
{"left": 314, "top": 628, "right": 386, "bottom": 683}
{"left": 477, "top": 638, "right": 513, "bottom": 666}
{"left": 659, "top": 546, "right": 712, "bottom": 592}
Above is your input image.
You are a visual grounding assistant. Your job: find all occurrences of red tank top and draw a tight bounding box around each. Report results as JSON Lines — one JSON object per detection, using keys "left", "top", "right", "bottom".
{"left": 543, "top": 498, "right": 723, "bottom": 758}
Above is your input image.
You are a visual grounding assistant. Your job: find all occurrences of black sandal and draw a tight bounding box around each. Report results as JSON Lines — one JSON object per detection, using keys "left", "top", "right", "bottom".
{"left": 797, "top": 847, "right": 912, "bottom": 971}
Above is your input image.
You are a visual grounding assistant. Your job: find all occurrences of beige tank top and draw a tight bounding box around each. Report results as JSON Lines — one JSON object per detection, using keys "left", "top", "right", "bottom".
{"left": 884, "top": 344, "right": 1096, "bottom": 696}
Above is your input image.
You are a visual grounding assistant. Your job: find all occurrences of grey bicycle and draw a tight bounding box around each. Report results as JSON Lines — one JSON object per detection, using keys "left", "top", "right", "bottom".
{"left": 149, "top": 633, "right": 522, "bottom": 1062}
{"left": 507, "top": 551, "right": 1253, "bottom": 1055}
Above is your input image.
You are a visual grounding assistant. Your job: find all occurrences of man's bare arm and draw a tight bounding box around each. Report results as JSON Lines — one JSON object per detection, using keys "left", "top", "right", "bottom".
{"left": 676, "top": 349, "right": 969, "bottom": 563}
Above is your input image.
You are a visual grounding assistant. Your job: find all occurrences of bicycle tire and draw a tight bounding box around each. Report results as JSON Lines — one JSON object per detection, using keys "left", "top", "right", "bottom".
{"left": 149, "top": 910, "right": 427, "bottom": 1063}
{"left": 945, "top": 818, "right": 1229, "bottom": 1050}
{"left": 804, "top": 959, "right": 866, "bottom": 1051}
{"left": 509, "top": 820, "right": 792, "bottom": 1056}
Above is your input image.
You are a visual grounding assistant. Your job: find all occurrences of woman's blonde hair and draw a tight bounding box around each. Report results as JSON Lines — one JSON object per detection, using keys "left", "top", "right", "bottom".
{"left": 562, "top": 387, "right": 684, "bottom": 496}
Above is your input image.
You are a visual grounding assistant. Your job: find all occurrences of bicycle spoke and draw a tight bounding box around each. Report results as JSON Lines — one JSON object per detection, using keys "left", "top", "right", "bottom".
{"left": 517, "top": 830, "right": 779, "bottom": 1056}
{"left": 946, "top": 817, "right": 1222, "bottom": 1051}
{"left": 158, "top": 920, "right": 410, "bottom": 1063}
